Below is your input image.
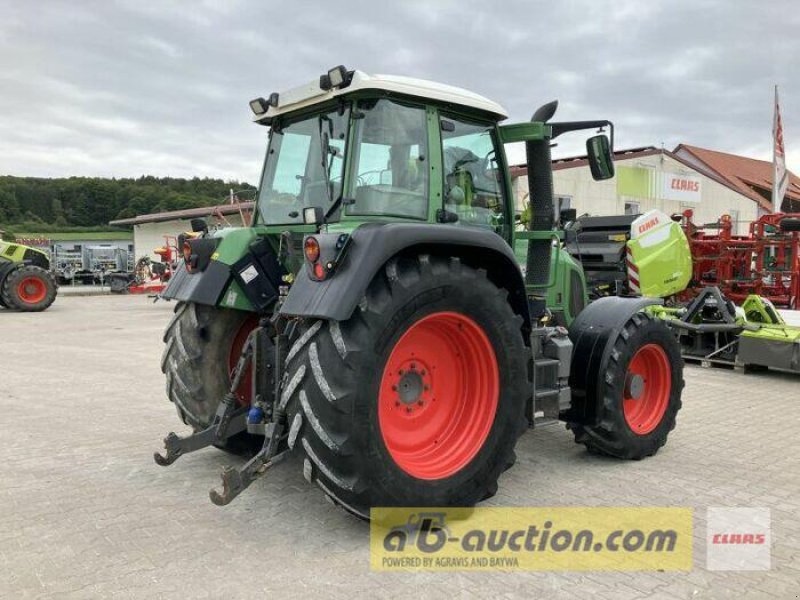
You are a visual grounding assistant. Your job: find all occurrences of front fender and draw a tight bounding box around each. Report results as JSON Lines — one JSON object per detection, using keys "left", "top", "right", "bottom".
{"left": 562, "top": 295, "right": 663, "bottom": 425}
{"left": 280, "top": 222, "right": 528, "bottom": 325}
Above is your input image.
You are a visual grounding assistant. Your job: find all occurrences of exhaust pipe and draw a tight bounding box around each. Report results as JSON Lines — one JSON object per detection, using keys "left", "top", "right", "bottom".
{"left": 525, "top": 101, "right": 557, "bottom": 287}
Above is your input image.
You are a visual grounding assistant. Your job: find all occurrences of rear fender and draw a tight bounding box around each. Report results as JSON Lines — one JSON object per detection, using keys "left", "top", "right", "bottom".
{"left": 279, "top": 222, "right": 530, "bottom": 329}
{"left": 162, "top": 228, "right": 284, "bottom": 312}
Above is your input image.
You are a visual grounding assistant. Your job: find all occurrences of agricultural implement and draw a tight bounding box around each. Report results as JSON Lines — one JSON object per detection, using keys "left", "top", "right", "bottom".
{"left": 154, "top": 67, "right": 684, "bottom": 517}
{"left": 109, "top": 237, "right": 179, "bottom": 295}
{"left": 564, "top": 210, "right": 800, "bottom": 373}
{"left": 679, "top": 209, "right": 800, "bottom": 309}
{"left": 0, "top": 239, "right": 58, "bottom": 311}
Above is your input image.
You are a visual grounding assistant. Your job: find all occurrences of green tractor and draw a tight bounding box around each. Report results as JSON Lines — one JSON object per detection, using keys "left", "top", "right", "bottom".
{"left": 0, "top": 238, "right": 58, "bottom": 312}
{"left": 155, "top": 67, "right": 683, "bottom": 517}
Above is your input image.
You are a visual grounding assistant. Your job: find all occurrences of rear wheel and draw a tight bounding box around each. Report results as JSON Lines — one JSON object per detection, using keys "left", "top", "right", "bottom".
{"left": 282, "top": 254, "right": 529, "bottom": 519}
{"left": 1, "top": 265, "right": 57, "bottom": 312}
{"left": 568, "top": 313, "right": 683, "bottom": 459}
{"left": 161, "top": 302, "right": 264, "bottom": 454}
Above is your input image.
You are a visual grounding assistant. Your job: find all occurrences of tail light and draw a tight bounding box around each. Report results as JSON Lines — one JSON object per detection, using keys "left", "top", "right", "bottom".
{"left": 304, "top": 237, "right": 320, "bottom": 263}
{"left": 313, "top": 262, "right": 326, "bottom": 280}
{"left": 182, "top": 242, "right": 193, "bottom": 272}
{"left": 303, "top": 233, "right": 351, "bottom": 282}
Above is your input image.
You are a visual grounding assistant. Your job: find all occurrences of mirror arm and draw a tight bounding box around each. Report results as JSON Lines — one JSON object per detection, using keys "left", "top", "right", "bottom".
{"left": 550, "top": 120, "right": 614, "bottom": 151}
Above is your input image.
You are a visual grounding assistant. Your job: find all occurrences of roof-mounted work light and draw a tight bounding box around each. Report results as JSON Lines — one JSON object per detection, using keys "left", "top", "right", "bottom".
{"left": 320, "top": 65, "right": 349, "bottom": 91}
{"left": 249, "top": 93, "right": 279, "bottom": 116}
{"left": 249, "top": 97, "right": 268, "bottom": 116}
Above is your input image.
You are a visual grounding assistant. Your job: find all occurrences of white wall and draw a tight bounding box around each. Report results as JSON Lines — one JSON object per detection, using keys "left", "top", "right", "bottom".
{"left": 513, "top": 152, "right": 760, "bottom": 235}
{"left": 133, "top": 214, "right": 246, "bottom": 261}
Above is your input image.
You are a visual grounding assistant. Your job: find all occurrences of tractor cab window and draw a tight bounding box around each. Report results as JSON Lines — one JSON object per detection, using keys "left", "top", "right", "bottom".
{"left": 441, "top": 117, "right": 507, "bottom": 235}
{"left": 346, "top": 99, "right": 428, "bottom": 220}
{"left": 257, "top": 107, "right": 349, "bottom": 225}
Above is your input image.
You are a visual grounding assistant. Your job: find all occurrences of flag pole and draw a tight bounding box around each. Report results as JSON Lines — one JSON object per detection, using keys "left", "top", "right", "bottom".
{"left": 773, "top": 85, "right": 779, "bottom": 213}
{"left": 772, "top": 84, "right": 789, "bottom": 213}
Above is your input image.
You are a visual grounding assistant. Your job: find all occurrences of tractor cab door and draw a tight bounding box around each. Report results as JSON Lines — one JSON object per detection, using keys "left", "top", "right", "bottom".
{"left": 439, "top": 114, "right": 511, "bottom": 241}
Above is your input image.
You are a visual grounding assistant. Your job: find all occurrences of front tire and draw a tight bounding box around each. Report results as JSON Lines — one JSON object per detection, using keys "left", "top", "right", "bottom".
{"left": 1, "top": 265, "right": 57, "bottom": 312}
{"left": 567, "top": 312, "right": 683, "bottom": 459}
{"left": 282, "top": 254, "right": 529, "bottom": 518}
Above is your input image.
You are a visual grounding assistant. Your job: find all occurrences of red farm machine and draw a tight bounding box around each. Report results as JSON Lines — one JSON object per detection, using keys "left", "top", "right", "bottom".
{"left": 109, "top": 236, "right": 180, "bottom": 295}
{"left": 679, "top": 210, "right": 800, "bottom": 309}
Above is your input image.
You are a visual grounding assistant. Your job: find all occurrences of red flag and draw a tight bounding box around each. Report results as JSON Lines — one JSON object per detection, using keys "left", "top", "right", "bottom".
{"left": 773, "top": 86, "right": 788, "bottom": 211}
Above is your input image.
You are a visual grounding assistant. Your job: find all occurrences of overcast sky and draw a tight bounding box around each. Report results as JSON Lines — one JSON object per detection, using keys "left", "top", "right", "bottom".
{"left": 1, "top": 0, "right": 798, "bottom": 185}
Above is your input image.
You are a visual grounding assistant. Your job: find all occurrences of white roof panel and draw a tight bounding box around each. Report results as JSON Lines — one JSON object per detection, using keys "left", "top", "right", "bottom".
{"left": 254, "top": 70, "right": 507, "bottom": 122}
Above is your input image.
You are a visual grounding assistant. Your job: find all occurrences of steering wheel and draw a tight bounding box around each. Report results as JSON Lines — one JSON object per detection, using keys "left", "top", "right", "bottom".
{"left": 356, "top": 170, "right": 385, "bottom": 187}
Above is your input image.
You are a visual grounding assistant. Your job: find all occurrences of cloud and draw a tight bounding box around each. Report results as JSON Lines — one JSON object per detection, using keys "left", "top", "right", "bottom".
{"left": 0, "top": 0, "right": 797, "bottom": 184}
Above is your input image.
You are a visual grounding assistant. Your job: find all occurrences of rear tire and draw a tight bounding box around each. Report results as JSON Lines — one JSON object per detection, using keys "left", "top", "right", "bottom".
{"left": 282, "top": 254, "right": 529, "bottom": 519}
{"left": 567, "top": 313, "right": 683, "bottom": 459}
{"left": 161, "top": 302, "right": 263, "bottom": 455}
{"left": 1, "top": 265, "right": 57, "bottom": 312}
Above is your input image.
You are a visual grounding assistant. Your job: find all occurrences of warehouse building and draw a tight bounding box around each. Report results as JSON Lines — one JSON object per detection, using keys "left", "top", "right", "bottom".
{"left": 109, "top": 203, "right": 253, "bottom": 261}
{"left": 511, "top": 144, "right": 800, "bottom": 235}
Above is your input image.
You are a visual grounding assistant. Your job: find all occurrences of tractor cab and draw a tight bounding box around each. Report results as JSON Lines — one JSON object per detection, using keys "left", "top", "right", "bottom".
{"left": 250, "top": 69, "right": 513, "bottom": 235}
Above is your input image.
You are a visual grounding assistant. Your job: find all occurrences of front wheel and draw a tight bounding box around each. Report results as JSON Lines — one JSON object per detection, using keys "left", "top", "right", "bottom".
{"left": 567, "top": 312, "right": 683, "bottom": 459}
{"left": 282, "top": 254, "right": 529, "bottom": 519}
{"left": 1, "top": 265, "right": 57, "bottom": 312}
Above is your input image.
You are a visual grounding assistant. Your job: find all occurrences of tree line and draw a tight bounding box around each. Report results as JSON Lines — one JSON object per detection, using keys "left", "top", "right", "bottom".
{"left": 0, "top": 175, "right": 256, "bottom": 233}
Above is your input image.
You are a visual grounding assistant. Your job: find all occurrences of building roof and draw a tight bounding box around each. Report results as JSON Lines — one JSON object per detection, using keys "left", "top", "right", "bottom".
{"left": 512, "top": 144, "right": 800, "bottom": 212}
{"left": 255, "top": 70, "right": 508, "bottom": 123}
{"left": 109, "top": 202, "right": 254, "bottom": 226}
{"left": 510, "top": 146, "right": 665, "bottom": 178}
{"left": 673, "top": 144, "right": 800, "bottom": 211}
{"left": 14, "top": 231, "right": 134, "bottom": 241}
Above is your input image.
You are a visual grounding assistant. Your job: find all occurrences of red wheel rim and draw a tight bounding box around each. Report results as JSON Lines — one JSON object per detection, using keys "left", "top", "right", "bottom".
{"left": 378, "top": 311, "right": 499, "bottom": 480}
{"left": 227, "top": 314, "right": 259, "bottom": 406}
{"left": 623, "top": 343, "right": 671, "bottom": 435}
{"left": 17, "top": 276, "right": 47, "bottom": 305}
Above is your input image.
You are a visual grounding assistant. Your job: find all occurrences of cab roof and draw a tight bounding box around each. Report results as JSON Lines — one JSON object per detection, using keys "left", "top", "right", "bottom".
{"left": 253, "top": 70, "right": 508, "bottom": 123}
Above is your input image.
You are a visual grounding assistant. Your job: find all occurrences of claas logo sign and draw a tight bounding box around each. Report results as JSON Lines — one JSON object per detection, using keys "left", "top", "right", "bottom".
{"left": 637, "top": 216, "right": 661, "bottom": 235}
{"left": 669, "top": 178, "right": 700, "bottom": 192}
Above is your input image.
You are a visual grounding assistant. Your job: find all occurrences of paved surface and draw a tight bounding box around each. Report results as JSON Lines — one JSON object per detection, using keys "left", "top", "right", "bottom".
{"left": 1, "top": 296, "right": 798, "bottom": 599}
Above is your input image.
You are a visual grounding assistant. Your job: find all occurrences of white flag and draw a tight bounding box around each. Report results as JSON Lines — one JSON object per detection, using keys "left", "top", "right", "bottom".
{"left": 773, "top": 85, "right": 788, "bottom": 212}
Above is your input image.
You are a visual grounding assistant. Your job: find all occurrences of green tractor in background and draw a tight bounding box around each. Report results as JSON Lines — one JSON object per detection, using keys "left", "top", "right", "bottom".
{"left": 0, "top": 238, "right": 58, "bottom": 312}
{"left": 155, "top": 67, "right": 683, "bottom": 517}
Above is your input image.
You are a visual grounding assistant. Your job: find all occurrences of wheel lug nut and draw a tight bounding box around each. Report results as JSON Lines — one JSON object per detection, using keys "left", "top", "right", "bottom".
{"left": 395, "top": 401, "right": 400, "bottom": 407}
{"left": 418, "top": 401, "right": 424, "bottom": 406}
{"left": 424, "top": 385, "right": 430, "bottom": 391}
{"left": 398, "top": 369, "right": 404, "bottom": 375}
{"left": 406, "top": 407, "right": 412, "bottom": 413}
{"left": 410, "top": 362, "right": 416, "bottom": 370}
{"left": 421, "top": 369, "right": 426, "bottom": 375}
{"left": 391, "top": 385, "right": 397, "bottom": 391}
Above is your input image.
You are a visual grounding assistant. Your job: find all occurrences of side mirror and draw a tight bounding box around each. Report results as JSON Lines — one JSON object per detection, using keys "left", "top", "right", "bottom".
{"left": 587, "top": 134, "right": 615, "bottom": 181}
{"left": 190, "top": 218, "right": 208, "bottom": 233}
